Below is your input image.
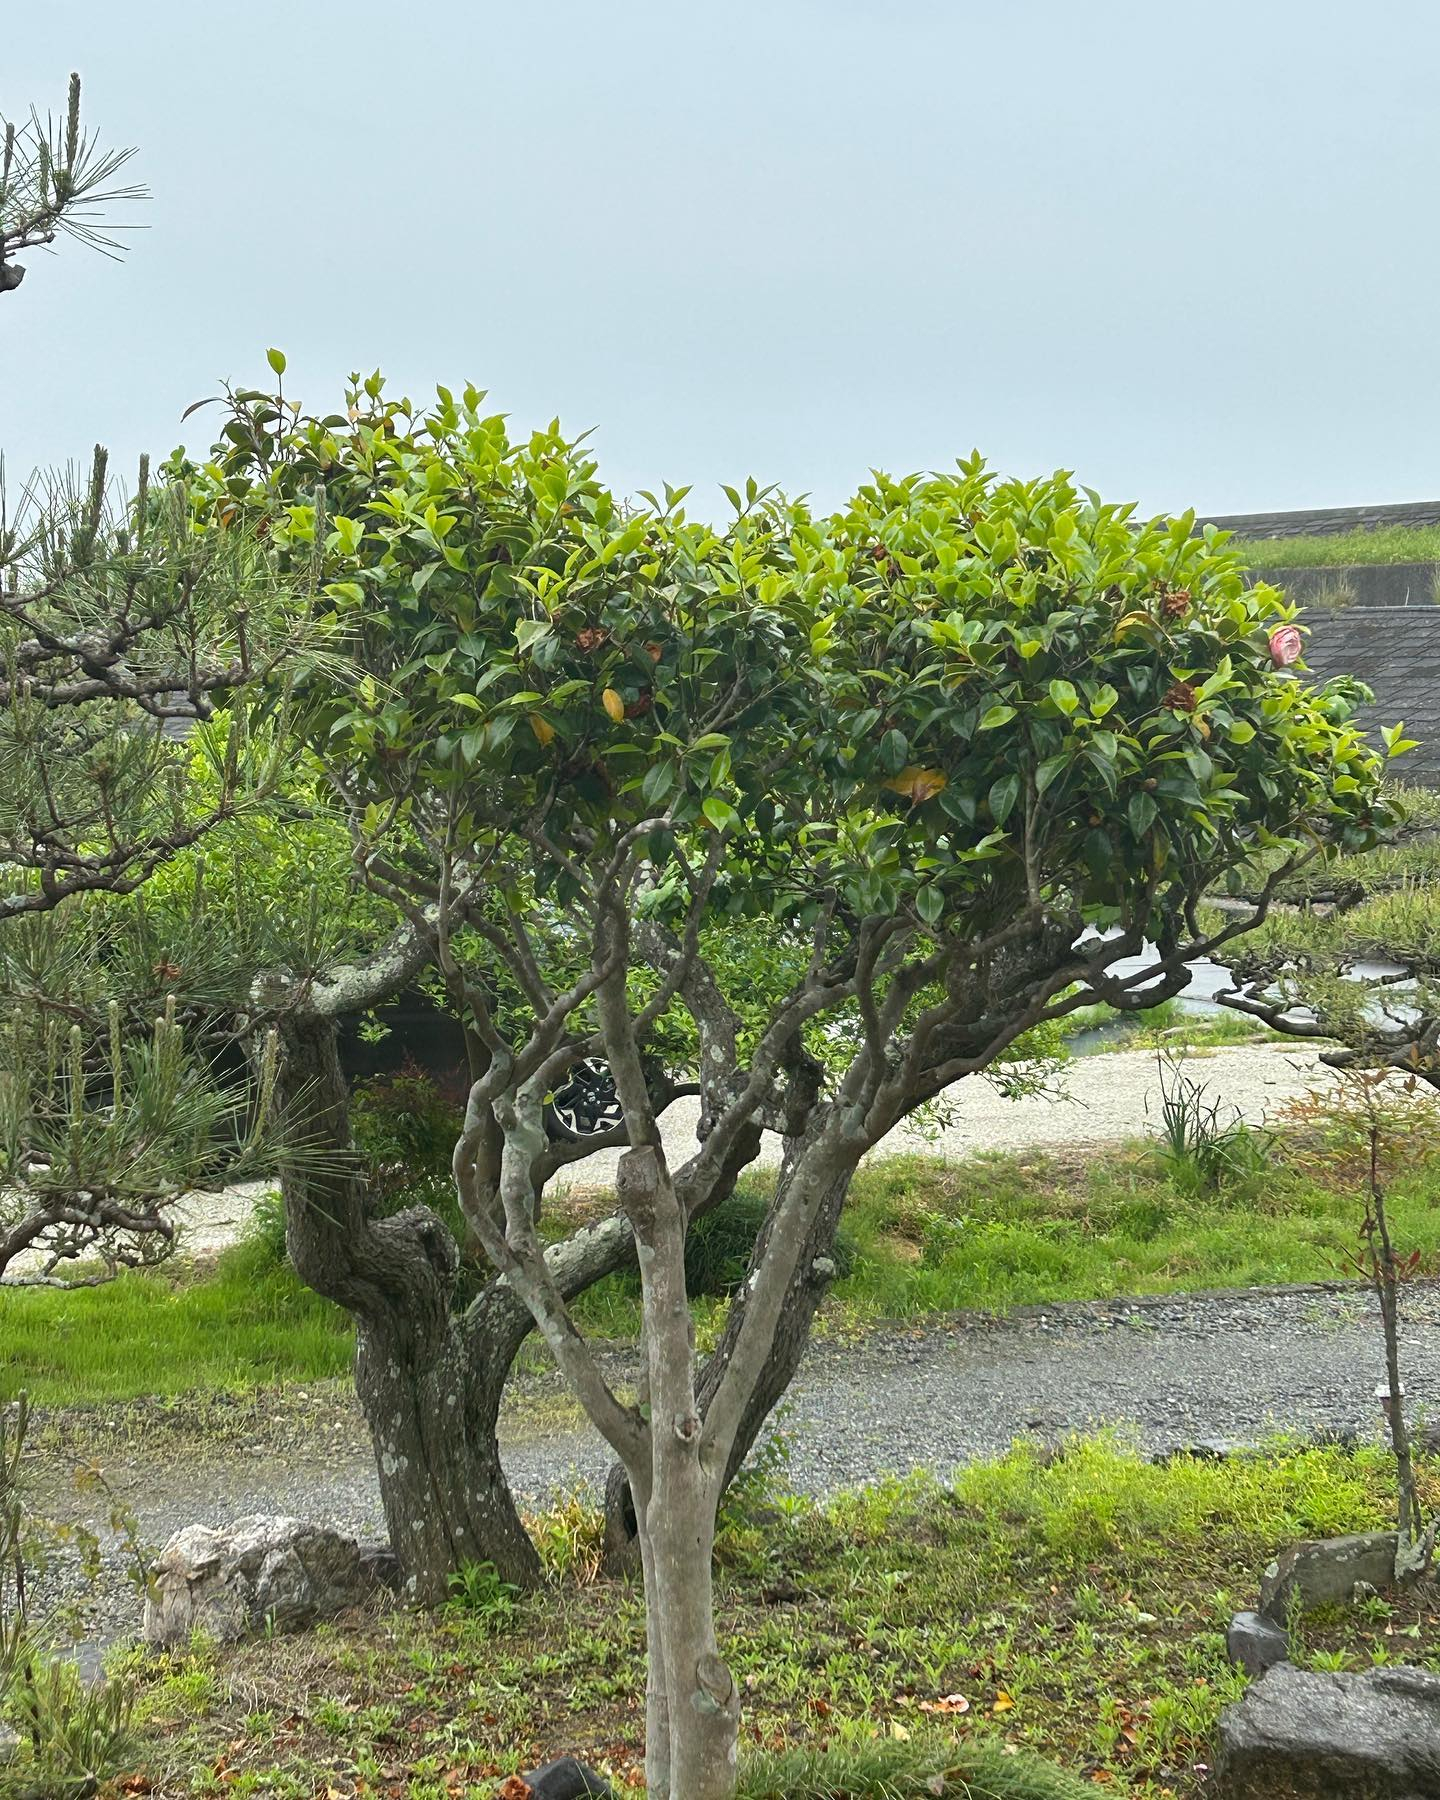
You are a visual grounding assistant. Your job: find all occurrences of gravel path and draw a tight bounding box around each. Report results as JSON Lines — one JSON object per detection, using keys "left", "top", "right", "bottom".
{"left": 33, "top": 1277, "right": 1439, "bottom": 1651}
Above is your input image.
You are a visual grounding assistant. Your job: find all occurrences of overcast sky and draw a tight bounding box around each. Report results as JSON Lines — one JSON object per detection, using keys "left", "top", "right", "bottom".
{"left": 4, "top": 1, "right": 1438, "bottom": 521}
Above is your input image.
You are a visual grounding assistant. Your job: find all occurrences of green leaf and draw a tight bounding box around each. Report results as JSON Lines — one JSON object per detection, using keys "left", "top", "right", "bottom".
{"left": 978, "top": 703, "right": 1017, "bottom": 732}
{"left": 1128, "top": 790, "right": 1158, "bottom": 837}
{"left": 266, "top": 347, "right": 287, "bottom": 376}
{"left": 989, "top": 772, "right": 1021, "bottom": 825}
{"left": 879, "top": 728, "right": 909, "bottom": 774}
{"left": 701, "top": 795, "right": 739, "bottom": 833}
{"left": 642, "top": 761, "right": 676, "bottom": 807}
{"left": 1048, "top": 679, "right": 1079, "bottom": 716}
{"left": 938, "top": 786, "right": 978, "bottom": 825}
{"left": 916, "top": 885, "right": 944, "bottom": 925}
{"left": 515, "top": 617, "right": 553, "bottom": 654}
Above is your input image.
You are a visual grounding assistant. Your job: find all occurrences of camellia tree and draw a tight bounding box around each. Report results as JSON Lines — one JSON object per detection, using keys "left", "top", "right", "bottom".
{"left": 187, "top": 372, "right": 1391, "bottom": 1799}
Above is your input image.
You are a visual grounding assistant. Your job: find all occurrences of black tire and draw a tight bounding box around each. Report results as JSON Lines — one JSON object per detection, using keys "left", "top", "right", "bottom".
{"left": 544, "top": 1059, "right": 624, "bottom": 1142}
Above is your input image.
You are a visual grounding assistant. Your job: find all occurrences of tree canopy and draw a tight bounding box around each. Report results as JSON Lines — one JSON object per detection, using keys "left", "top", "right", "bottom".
{"left": 174, "top": 367, "right": 1395, "bottom": 1799}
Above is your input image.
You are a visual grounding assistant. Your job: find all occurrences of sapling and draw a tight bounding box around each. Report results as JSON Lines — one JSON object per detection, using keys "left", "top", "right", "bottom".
{"left": 1290, "top": 1067, "right": 1439, "bottom": 1581}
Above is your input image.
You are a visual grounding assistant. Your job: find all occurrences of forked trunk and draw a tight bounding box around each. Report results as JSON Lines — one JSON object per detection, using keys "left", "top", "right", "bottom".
{"left": 700, "top": 1164, "right": 852, "bottom": 1493}
{"left": 603, "top": 1160, "right": 852, "bottom": 1562}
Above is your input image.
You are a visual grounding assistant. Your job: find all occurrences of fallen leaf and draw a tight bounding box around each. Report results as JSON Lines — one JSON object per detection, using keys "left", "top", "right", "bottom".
{"left": 883, "top": 765, "right": 947, "bottom": 804}
{"left": 991, "top": 1690, "right": 1015, "bottom": 1714}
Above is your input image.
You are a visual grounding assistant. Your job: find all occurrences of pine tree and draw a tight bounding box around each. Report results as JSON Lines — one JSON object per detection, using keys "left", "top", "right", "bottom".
{"left": 0, "top": 73, "right": 144, "bottom": 302}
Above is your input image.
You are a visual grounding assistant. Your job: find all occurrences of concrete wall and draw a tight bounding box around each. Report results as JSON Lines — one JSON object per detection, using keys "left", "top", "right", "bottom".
{"left": 1252, "top": 562, "right": 1438, "bottom": 609}
{"left": 1303, "top": 607, "right": 1440, "bottom": 785}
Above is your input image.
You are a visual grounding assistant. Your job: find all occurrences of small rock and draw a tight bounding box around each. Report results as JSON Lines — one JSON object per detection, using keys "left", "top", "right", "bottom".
{"left": 143, "top": 1515, "right": 391, "bottom": 1647}
{"left": 1259, "top": 1532, "right": 1399, "bottom": 1623}
{"left": 1214, "top": 1662, "right": 1440, "bottom": 1796}
{"left": 516, "top": 1759, "right": 616, "bottom": 1799}
{"left": 1226, "top": 1610, "right": 1289, "bottom": 1678}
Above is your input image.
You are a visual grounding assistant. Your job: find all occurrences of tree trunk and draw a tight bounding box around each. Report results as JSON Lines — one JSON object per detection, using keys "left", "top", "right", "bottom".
{"left": 698, "top": 1163, "right": 851, "bottom": 1493}
{"left": 357, "top": 1303, "right": 540, "bottom": 1601}
{"left": 637, "top": 1473, "right": 739, "bottom": 1800}
{"left": 603, "top": 1158, "right": 852, "bottom": 1563}
{"left": 276, "top": 1009, "right": 540, "bottom": 1599}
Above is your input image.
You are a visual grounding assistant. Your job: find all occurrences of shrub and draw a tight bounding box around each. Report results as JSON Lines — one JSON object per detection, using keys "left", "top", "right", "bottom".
{"left": 1152, "top": 1053, "right": 1275, "bottom": 1194}
{"left": 349, "top": 1061, "right": 467, "bottom": 1196}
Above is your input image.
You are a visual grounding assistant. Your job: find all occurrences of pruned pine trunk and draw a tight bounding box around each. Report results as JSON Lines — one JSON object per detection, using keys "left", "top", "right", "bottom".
{"left": 355, "top": 1302, "right": 541, "bottom": 1599}
{"left": 276, "top": 1011, "right": 540, "bottom": 1600}
{"left": 618, "top": 1143, "right": 740, "bottom": 1800}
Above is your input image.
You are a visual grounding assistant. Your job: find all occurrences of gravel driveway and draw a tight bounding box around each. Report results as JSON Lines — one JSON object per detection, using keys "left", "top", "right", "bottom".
{"left": 34, "top": 1276, "right": 1437, "bottom": 1652}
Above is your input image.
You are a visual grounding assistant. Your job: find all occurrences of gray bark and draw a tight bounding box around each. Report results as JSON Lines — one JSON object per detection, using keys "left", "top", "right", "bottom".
{"left": 276, "top": 1010, "right": 540, "bottom": 1599}
{"left": 602, "top": 1152, "right": 850, "bottom": 1568}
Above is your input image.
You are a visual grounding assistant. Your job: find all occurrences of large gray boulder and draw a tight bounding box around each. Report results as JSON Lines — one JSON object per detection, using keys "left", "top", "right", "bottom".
{"left": 143, "top": 1515, "right": 397, "bottom": 1647}
{"left": 1259, "top": 1532, "right": 1399, "bottom": 1622}
{"left": 1214, "top": 1662, "right": 1440, "bottom": 1797}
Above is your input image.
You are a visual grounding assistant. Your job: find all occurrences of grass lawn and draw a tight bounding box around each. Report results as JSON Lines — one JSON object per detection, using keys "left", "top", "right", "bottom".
{"left": 0, "top": 1232, "right": 351, "bottom": 1406}
{"left": 573, "top": 1130, "right": 1440, "bottom": 1341}
{"left": 112, "top": 1436, "right": 1440, "bottom": 1798}
{"left": 8, "top": 1119, "right": 1440, "bottom": 1404}
{"left": 1232, "top": 522, "right": 1440, "bottom": 569}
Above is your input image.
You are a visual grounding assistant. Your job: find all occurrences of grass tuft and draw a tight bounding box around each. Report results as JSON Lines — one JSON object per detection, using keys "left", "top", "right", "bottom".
{"left": 737, "top": 1735, "right": 1091, "bottom": 1798}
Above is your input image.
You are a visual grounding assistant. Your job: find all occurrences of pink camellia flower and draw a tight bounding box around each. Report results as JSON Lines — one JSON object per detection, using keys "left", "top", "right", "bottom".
{"left": 1268, "top": 624, "right": 1303, "bottom": 667}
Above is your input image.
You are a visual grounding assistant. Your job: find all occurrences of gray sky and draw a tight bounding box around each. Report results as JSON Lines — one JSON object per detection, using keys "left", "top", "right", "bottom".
{"left": 4, "top": 1, "right": 1438, "bottom": 520}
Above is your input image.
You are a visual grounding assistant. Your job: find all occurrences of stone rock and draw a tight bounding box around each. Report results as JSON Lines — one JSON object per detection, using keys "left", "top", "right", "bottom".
{"left": 516, "top": 1760, "right": 616, "bottom": 1799}
{"left": 1214, "top": 1662, "right": 1440, "bottom": 1797}
{"left": 143, "top": 1515, "right": 392, "bottom": 1647}
{"left": 1226, "top": 1610, "right": 1289, "bottom": 1678}
{"left": 1259, "top": 1531, "right": 1399, "bottom": 1622}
